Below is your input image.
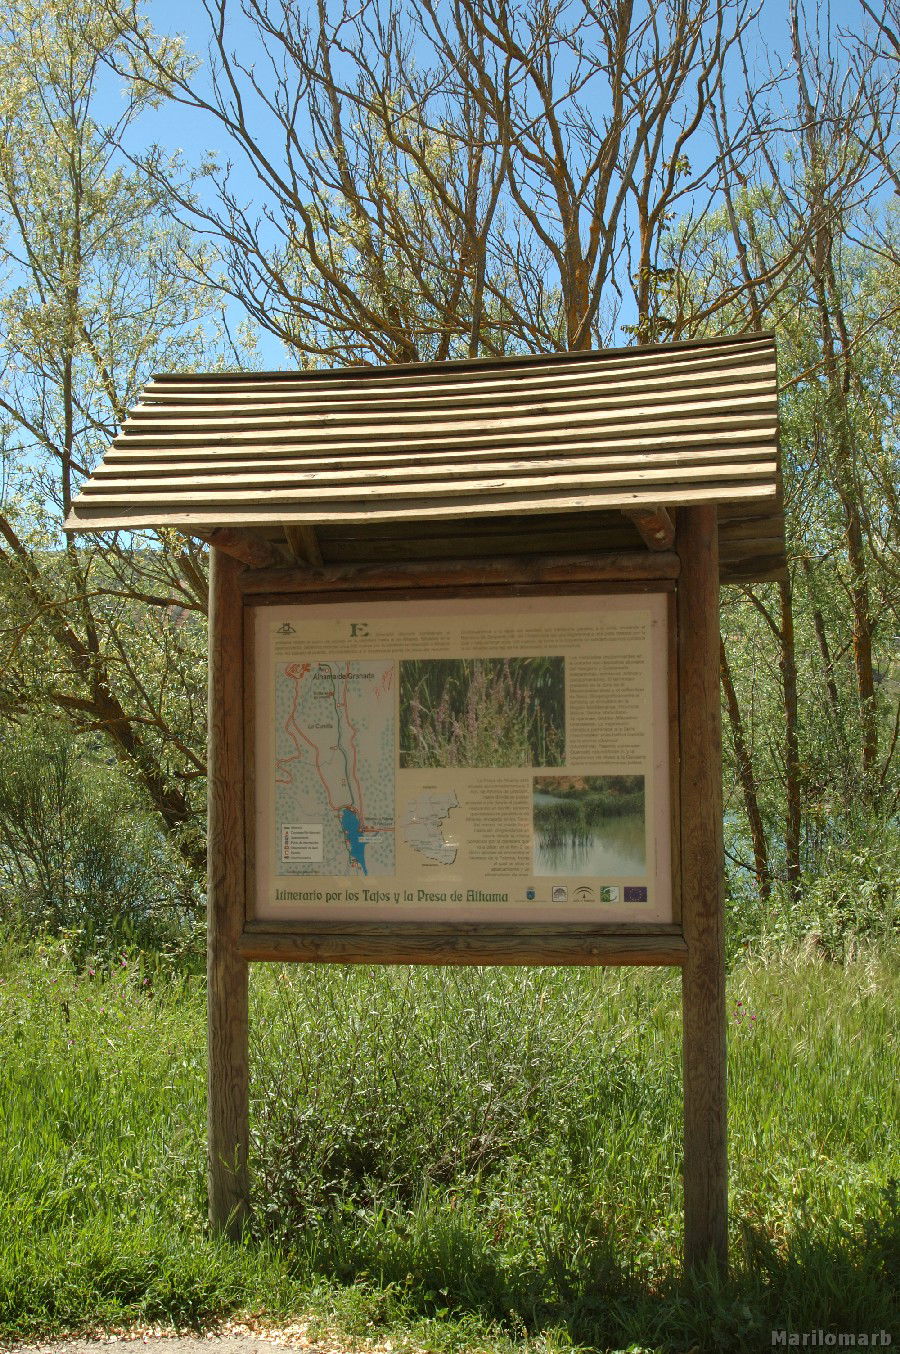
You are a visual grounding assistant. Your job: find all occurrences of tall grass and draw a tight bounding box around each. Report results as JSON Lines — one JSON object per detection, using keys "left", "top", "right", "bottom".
{"left": 533, "top": 793, "right": 645, "bottom": 848}
{"left": 400, "top": 658, "right": 565, "bottom": 768}
{"left": 1, "top": 932, "right": 897, "bottom": 1351}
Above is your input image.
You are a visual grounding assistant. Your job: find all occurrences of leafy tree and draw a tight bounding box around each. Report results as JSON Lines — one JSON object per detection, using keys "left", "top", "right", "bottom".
{"left": 0, "top": 0, "right": 227, "bottom": 871}
{"left": 657, "top": 0, "right": 900, "bottom": 897}
{"left": 0, "top": 0, "right": 894, "bottom": 928}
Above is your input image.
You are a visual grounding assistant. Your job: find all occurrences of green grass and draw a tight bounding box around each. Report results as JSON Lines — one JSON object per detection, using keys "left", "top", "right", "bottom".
{"left": 0, "top": 935, "right": 897, "bottom": 1352}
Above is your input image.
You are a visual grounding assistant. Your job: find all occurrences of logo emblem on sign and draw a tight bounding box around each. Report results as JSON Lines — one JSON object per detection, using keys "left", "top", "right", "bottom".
{"left": 551, "top": 885, "right": 568, "bottom": 903}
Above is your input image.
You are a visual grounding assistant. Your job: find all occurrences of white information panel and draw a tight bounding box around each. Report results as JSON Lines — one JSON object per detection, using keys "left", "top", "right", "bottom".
{"left": 252, "top": 593, "right": 672, "bottom": 925}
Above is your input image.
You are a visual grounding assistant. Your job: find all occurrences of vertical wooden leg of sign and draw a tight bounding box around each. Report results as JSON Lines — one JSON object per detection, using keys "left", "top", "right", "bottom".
{"left": 207, "top": 547, "right": 250, "bottom": 1238}
{"left": 677, "top": 506, "right": 728, "bottom": 1274}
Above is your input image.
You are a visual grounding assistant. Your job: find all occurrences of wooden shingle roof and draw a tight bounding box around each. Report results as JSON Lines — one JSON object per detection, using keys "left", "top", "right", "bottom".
{"left": 65, "top": 332, "right": 784, "bottom": 582}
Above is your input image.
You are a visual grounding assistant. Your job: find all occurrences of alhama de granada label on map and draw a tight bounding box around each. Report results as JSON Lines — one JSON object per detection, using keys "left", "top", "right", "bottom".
{"left": 253, "top": 595, "right": 672, "bottom": 926}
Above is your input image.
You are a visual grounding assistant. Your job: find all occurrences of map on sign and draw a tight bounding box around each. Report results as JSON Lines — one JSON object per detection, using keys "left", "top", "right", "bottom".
{"left": 274, "top": 659, "right": 395, "bottom": 877}
{"left": 402, "top": 790, "right": 459, "bottom": 865}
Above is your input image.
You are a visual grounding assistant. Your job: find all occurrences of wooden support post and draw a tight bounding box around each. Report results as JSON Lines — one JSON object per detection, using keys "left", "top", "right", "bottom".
{"left": 677, "top": 505, "right": 728, "bottom": 1273}
{"left": 207, "top": 547, "right": 250, "bottom": 1238}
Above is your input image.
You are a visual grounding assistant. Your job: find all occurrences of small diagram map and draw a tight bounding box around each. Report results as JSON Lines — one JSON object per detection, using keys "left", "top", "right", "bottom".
{"left": 275, "top": 660, "right": 395, "bottom": 876}
{"left": 402, "top": 790, "right": 459, "bottom": 866}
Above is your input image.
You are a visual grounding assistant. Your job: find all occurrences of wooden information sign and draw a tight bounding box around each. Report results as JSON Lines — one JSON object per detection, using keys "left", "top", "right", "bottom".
{"left": 65, "top": 335, "right": 785, "bottom": 1280}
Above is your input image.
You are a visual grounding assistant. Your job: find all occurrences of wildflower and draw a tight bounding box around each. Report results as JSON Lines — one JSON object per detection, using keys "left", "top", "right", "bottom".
{"left": 466, "top": 687, "right": 477, "bottom": 739}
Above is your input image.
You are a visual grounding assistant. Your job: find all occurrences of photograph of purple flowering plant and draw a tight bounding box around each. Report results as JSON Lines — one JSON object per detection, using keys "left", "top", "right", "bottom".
{"left": 399, "top": 657, "right": 565, "bottom": 767}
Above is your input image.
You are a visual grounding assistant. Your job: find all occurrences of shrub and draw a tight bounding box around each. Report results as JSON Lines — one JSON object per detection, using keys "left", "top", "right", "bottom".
{"left": 0, "top": 719, "right": 202, "bottom": 963}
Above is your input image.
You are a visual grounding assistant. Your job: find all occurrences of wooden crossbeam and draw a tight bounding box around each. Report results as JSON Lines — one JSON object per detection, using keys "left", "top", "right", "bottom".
{"left": 238, "top": 549, "right": 680, "bottom": 596}
{"left": 623, "top": 506, "right": 676, "bottom": 550}
{"left": 194, "top": 528, "right": 283, "bottom": 569}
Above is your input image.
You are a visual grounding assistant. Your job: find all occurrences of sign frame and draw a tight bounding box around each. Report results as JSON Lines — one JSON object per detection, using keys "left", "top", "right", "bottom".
{"left": 207, "top": 515, "right": 726, "bottom": 1276}
{"left": 242, "top": 584, "right": 681, "bottom": 959}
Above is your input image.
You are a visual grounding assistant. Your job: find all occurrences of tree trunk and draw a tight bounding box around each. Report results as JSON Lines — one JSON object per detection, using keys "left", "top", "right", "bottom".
{"left": 720, "top": 637, "right": 771, "bottom": 901}
{"left": 779, "top": 577, "right": 802, "bottom": 900}
{"left": 800, "top": 556, "right": 842, "bottom": 728}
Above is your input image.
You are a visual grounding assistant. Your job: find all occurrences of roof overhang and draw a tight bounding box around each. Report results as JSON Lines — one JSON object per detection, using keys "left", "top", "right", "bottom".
{"left": 65, "top": 333, "right": 784, "bottom": 584}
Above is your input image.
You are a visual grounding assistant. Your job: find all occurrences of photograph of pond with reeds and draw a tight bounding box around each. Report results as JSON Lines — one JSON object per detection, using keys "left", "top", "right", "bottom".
{"left": 533, "top": 774, "right": 646, "bottom": 876}
{"left": 399, "top": 657, "right": 565, "bottom": 767}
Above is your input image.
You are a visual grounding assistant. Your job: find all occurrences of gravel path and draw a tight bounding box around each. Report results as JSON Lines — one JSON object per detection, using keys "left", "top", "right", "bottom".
{"left": 3, "top": 1322, "right": 388, "bottom": 1354}
{"left": 8, "top": 1341, "right": 298, "bottom": 1354}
